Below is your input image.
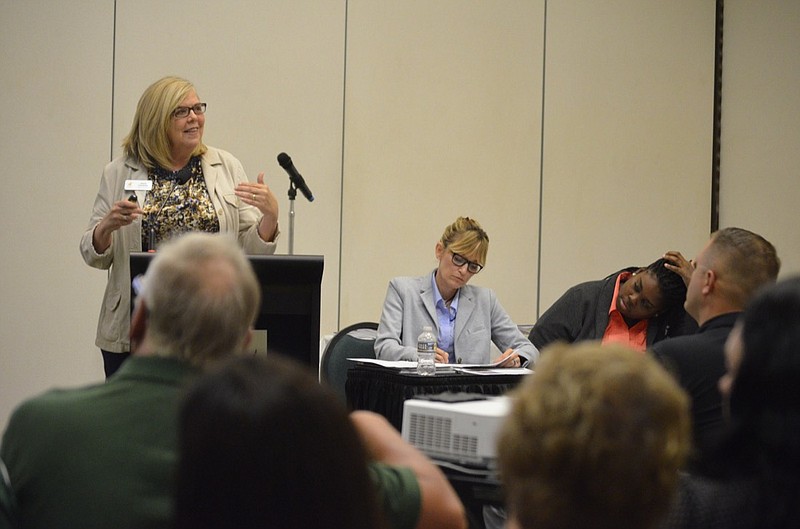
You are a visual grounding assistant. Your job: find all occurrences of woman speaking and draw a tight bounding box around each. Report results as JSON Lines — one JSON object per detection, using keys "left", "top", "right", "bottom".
{"left": 80, "top": 76, "right": 279, "bottom": 377}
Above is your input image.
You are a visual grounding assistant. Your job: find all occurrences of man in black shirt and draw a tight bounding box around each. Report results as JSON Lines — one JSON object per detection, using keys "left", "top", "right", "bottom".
{"left": 652, "top": 227, "right": 780, "bottom": 471}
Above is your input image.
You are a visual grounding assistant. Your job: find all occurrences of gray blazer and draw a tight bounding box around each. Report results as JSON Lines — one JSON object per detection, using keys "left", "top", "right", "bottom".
{"left": 375, "top": 273, "right": 539, "bottom": 364}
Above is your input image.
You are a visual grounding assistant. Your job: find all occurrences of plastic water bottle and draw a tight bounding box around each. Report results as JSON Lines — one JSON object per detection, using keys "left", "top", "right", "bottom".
{"left": 416, "top": 326, "right": 437, "bottom": 376}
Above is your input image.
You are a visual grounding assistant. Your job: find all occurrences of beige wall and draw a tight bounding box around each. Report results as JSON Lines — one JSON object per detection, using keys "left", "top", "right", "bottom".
{"left": 2, "top": 0, "right": 798, "bottom": 431}
{"left": 719, "top": 0, "right": 800, "bottom": 277}
{"left": 538, "top": 1, "right": 715, "bottom": 311}
{"left": 1, "top": 0, "right": 112, "bottom": 428}
{"left": 340, "top": 1, "right": 544, "bottom": 325}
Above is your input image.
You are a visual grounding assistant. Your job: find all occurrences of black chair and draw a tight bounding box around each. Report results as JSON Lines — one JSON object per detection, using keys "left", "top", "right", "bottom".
{"left": 320, "top": 322, "right": 379, "bottom": 403}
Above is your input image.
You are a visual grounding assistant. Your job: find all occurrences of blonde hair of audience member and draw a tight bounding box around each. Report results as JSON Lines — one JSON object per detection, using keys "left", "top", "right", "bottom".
{"left": 122, "top": 76, "right": 208, "bottom": 170}
{"left": 498, "top": 342, "right": 691, "bottom": 529}
{"left": 135, "top": 232, "right": 260, "bottom": 367}
{"left": 439, "top": 216, "right": 489, "bottom": 267}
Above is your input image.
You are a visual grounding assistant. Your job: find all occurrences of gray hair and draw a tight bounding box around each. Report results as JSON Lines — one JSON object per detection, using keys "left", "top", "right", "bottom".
{"left": 139, "top": 232, "right": 260, "bottom": 368}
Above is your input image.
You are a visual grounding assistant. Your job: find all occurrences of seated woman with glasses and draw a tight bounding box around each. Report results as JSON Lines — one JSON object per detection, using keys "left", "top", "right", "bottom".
{"left": 375, "top": 216, "right": 538, "bottom": 367}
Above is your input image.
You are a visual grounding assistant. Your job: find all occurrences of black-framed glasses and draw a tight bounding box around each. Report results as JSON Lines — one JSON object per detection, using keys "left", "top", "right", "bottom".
{"left": 451, "top": 252, "right": 483, "bottom": 274}
{"left": 171, "top": 103, "right": 207, "bottom": 119}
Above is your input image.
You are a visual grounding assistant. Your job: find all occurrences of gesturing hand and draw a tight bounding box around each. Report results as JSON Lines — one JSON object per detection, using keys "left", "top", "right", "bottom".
{"left": 236, "top": 172, "right": 279, "bottom": 242}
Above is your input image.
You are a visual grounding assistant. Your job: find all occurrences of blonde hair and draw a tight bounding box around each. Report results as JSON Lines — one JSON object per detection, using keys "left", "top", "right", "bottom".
{"left": 440, "top": 217, "right": 489, "bottom": 266}
{"left": 499, "top": 342, "right": 691, "bottom": 529}
{"left": 122, "top": 76, "right": 208, "bottom": 170}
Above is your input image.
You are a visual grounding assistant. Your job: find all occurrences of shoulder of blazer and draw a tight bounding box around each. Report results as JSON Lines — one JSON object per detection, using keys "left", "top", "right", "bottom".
{"left": 202, "top": 146, "right": 224, "bottom": 166}
{"left": 388, "top": 275, "right": 430, "bottom": 296}
{"left": 119, "top": 155, "right": 145, "bottom": 175}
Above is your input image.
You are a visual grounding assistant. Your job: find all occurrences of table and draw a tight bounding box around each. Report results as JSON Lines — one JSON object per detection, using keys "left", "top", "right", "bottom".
{"left": 345, "top": 364, "right": 525, "bottom": 431}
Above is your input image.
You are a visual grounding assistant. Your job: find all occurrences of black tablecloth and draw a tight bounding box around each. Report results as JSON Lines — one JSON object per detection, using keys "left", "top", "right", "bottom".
{"left": 345, "top": 364, "right": 525, "bottom": 431}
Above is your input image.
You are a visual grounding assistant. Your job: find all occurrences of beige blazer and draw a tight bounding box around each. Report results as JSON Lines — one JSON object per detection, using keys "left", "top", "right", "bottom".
{"left": 79, "top": 147, "right": 277, "bottom": 352}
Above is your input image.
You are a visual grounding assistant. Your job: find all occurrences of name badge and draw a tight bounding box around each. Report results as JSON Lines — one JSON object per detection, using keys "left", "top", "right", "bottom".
{"left": 125, "top": 180, "right": 153, "bottom": 191}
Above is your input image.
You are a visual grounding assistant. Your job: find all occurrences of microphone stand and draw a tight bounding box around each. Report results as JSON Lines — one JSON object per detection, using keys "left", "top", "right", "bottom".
{"left": 287, "top": 181, "right": 297, "bottom": 255}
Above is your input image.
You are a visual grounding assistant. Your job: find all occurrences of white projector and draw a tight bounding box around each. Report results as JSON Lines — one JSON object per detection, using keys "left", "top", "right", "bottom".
{"left": 401, "top": 395, "right": 512, "bottom": 469}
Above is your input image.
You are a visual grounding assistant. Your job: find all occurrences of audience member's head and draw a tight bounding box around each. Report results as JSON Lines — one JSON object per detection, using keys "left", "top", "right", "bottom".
{"left": 712, "top": 276, "right": 800, "bottom": 526}
{"left": 685, "top": 227, "right": 780, "bottom": 323}
{"left": 498, "top": 342, "right": 691, "bottom": 529}
{"left": 132, "top": 232, "right": 260, "bottom": 367}
{"left": 173, "top": 355, "right": 385, "bottom": 529}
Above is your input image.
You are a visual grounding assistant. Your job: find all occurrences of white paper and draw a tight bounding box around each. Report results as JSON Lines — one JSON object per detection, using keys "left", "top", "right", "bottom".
{"left": 347, "top": 357, "right": 531, "bottom": 372}
{"left": 452, "top": 367, "right": 532, "bottom": 376}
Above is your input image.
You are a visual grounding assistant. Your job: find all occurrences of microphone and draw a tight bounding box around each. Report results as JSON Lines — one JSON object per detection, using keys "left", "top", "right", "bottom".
{"left": 277, "top": 152, "right": 315, "bottom": 202}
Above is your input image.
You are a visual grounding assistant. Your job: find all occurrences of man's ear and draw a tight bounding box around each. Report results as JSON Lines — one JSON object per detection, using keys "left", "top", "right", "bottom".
{"left": 129, "top": 300, "right": 148, "bottom": 353}
{"left": 701, "top": 268, "right": 716, "bottom": 295}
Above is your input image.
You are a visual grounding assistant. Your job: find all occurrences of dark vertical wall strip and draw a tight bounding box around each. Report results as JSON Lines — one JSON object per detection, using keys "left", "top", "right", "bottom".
{"left": 337, "top": 0, "right": 350, "bottom": 330}
{"left": 535, "top": 0, "right": 548, "bottom": 319}
{"left": 712, "top": 0, "right": 723, "bottom": 233}
{"left": 110, "top": 0, "right": 117, "bottom": 163}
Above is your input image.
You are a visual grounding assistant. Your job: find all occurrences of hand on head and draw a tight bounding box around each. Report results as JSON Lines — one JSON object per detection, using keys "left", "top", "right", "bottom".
{"left": 663, "top": 250, "right": 695, "bottom": 287}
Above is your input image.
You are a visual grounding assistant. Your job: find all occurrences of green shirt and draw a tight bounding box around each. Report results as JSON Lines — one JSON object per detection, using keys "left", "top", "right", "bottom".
{"left": 1, "top": 356, "right": 197, "bottom": 529}
{"left": 369, "top": 462, "right": 421, "bottom": 529}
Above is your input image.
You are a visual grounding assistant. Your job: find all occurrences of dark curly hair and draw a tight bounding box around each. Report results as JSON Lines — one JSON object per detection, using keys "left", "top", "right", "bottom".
{"left": 644, "top": 258, "right": 687, "bottom": 314}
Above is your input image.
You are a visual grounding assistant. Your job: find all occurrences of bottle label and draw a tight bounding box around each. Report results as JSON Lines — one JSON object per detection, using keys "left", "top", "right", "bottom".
{"left": 417, "top": 341, "right": 435, "bottom": 352}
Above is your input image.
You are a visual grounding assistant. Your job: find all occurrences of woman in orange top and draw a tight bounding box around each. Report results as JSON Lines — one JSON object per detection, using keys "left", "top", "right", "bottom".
{"left": 528, "top": 257, "right": 695, "bottom": 352}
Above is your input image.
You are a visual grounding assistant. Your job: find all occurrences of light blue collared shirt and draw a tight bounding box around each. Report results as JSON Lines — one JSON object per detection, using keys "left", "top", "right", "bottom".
{"left": 432, "top": 272, "right": 459, "bottom": 363}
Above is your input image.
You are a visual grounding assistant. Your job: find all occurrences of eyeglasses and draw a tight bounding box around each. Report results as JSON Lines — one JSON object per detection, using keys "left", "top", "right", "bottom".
{"left": 451, "top": 252, "right": 483, "bottom": 274}
{"left": 171, "top": 103, "right": 207, "bottom": 119}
